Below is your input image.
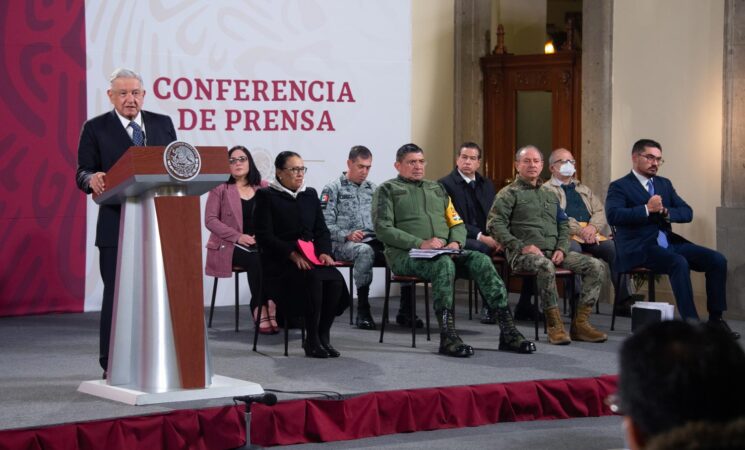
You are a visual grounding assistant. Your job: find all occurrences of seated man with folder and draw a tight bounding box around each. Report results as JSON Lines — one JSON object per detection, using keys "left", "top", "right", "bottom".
{"left": 373, "top": 143, "right": 534, "bottom": 357}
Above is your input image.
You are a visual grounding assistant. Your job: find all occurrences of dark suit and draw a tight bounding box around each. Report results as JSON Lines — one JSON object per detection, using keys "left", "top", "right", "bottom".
{"left": 606, "top": 171, "right": 727, "bottom": 320}
{"left": 438, "top": 169, "right": 496, "bottom": 254}
{"left": 75, "top": 109, "right": 177, "bottom": 370}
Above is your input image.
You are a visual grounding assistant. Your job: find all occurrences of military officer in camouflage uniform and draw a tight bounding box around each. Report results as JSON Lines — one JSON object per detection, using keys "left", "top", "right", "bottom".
{"left": 373, "top": 143, "right": 535, "bottom": 357}
{"left": 321, "top": 146, "right": 415, "bottom": 330}
{"left": 487, "top": 145, "right": 607, "bottom": 345}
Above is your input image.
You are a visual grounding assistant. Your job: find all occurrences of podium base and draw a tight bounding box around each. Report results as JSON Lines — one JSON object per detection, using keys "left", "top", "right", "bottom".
{"left": 78, "top": 374, "right": 263, "bottom": 406}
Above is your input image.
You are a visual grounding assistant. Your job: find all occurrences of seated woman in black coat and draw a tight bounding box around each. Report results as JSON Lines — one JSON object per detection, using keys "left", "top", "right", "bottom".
{"left": 254, "top": 151, "right": 350, "bottom": 358}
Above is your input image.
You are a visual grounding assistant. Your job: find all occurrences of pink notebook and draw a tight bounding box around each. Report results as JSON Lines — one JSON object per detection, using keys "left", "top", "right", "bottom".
{"left": 297, "top": 240, "right": 342, "bottom": 266}
{"left": 297, "top": 239, "right": 323, "bottom": 265}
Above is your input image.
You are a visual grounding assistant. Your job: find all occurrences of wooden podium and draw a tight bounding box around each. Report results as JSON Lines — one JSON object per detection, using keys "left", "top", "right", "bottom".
{"left": 78, "top": 143, "right": 264, "bottom": 405}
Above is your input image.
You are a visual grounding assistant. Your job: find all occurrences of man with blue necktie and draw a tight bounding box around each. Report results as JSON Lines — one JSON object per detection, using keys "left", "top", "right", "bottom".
{"left": 76, "top": 68, "right": 177, "bottom": 377}
{"left": 606, "top": 139, "right": 739, "bottom": 339}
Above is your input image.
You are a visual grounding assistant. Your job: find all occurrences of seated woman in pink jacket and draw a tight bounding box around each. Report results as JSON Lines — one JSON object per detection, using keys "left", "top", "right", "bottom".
{"left": 204, "top": 146, "right": 275, "bottom": 333}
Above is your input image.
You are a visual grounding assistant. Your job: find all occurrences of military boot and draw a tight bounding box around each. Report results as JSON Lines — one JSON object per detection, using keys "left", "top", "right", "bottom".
{"left": 496, "top": 306, "right": 536, "bottom": 353}
{"left": 570, "top": 305, "right": 608, "bottom": 342}
{"left": 355, "top": 286, "right": 376, "bottom": 330}
{"left": 545, "top": 306, "right": 571, "bottom": 345}
{"left": 480, "top": 305, "right": 497, "bottom": 324}
{"left": 435, "top": 308, "right": 471, "bottom": 357}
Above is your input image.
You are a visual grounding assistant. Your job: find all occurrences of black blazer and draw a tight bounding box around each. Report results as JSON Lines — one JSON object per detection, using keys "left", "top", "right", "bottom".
{"left": 438, "top": 168, "right": 497, "bottom": 239}
{"left": 605, "top": 171, "right": 693, "bottom": 272}
{"left": 75, "top": 110, "right": 177, "bottom": 247}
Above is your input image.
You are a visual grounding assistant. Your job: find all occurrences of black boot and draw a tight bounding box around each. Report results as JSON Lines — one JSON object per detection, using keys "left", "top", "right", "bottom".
{"left": 318, "top": 309, "right": 340, "bottom": 358}
{"left": 355, "top": 286, "right": 376, "bottom": 330}
{"left": 397, "top": 285, "right": 424, "bottom": 328}
{"left": 496, "top": 306, "right": 536, "bottom": 353}
{"left": 303, "top": 312, "right": 329, "bottom": 358}
{"left": 480, "top": 305, "right": 497, "bottom": 324}
{"left": 436, "top": 308, "right": 472, "bottom": 357}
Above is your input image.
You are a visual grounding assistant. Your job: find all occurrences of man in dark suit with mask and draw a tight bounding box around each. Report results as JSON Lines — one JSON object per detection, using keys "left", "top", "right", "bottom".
{"left": 606, "top": 138, "right": 738, "bottom": 339}
{"left": 75, "top": 68, "right": 177, "bottom": 376}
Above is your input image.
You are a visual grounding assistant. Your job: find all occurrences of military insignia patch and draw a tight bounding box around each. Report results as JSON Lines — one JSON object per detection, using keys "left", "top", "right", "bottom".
{"left": 445, "top": 197, "right": 464, "bottom": 227}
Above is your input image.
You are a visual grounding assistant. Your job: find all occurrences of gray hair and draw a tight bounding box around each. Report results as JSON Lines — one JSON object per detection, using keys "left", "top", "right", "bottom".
{"left": 109, "top": 68, "right": 143, "bottom": 85}
{"left": 549, "top": 148, "right": 571, "bottom": 165}
{"left": 515, "top": 145, "right": 542, "bottom": 162}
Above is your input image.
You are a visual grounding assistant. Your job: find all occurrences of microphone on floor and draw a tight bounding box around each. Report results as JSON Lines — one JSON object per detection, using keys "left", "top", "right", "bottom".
{"left": 233, "top": 393, "right": 278, "bottom": 406}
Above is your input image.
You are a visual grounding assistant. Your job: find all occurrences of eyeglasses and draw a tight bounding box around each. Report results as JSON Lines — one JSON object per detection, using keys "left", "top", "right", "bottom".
{"left": 283, "top": 166, "right": 307, "bottom": 174}
{"left": 604, "top": 394, "right": 623, "bottom": 414}
{"left": 554, "top": 159, "right": 576, "bottom": 165}
{"left": 638, "top": 153, "right": 665, "bottom": 165}
{"left": 228, "top": 156, "right": 248, "bottom": 165}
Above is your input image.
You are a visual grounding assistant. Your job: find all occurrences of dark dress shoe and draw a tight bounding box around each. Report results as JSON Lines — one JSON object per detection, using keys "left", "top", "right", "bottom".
{"left": 102, "top": 371, "right": 107, "bottom": 380}
{"left": 514, "top": 302, "right": 544, "bottom": 322}
{"left": 480, "top": 306, "right": 497, "bottom": 324}
{"left": 355, "top": 311, "right": 377, "bottom": 330}
{"left": 708, "top": 317, "right": 741, "bottom": 340}
{"left": 396, "top": 313, "right": 424, "bottom": 329}
{"left": 320, "top": 342, "right": 341, "bottom": 358}
{"left": 303, "top": 341, "right": 329, "bottom": 358}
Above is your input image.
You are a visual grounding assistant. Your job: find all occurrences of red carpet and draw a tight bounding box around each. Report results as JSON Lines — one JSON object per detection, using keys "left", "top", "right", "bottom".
{"left": 0, "top": 375, "right": 617, "bottom": 449}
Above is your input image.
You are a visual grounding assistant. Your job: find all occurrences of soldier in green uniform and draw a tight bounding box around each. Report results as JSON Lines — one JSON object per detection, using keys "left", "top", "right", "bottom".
{"left": 487, "top": 145, "right": 607, "bottom": 345}
{"left": 373, "top": 143, "right": 535, "bottom": 357}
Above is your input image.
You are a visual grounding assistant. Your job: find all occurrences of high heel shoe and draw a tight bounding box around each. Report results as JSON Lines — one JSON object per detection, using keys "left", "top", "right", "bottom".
{"left": 320, "top": 341, "right": 340, "bottom": 358}
{"left": 258, "top": 318, "right": 276, "bottom": 335}
{"left": 267, "top": 300, "right": 279, "bottom": 333}
{"left": 254, "top": 306, "right": 277, "bottom": 335}
{"left": 302, "top": 341, "right": 329, "bottom": 358}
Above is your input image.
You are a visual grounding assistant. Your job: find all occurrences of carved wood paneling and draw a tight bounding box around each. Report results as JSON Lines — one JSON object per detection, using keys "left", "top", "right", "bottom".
{"left": 480, "top": 51, "right": 582, "bottom": 189}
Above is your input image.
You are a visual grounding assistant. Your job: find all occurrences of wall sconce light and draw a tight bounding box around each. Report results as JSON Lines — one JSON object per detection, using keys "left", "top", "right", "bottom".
{"left": 544, "top": 41, "right": 555, "bottom": 54}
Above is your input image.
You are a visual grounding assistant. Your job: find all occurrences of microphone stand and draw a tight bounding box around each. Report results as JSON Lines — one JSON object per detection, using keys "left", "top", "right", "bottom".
{"left": 233, "top": 393, "right": 277, "bottom": 449}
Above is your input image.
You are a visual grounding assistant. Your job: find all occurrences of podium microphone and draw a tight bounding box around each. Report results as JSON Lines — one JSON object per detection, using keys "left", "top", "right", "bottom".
{"left": 233, "top": 393, "right": 278, "bottom": 406}
{"left": 234, "top": 392, "right": 278, "bottom": 449}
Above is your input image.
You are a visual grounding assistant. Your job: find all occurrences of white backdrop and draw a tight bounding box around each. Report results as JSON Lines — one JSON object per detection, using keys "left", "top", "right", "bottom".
{"left": 83, "top": 0, "right": 412, "bottom": 310}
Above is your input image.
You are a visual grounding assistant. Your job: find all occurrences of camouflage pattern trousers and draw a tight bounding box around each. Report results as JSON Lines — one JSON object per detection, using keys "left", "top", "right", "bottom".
{"left": 510, "top": 251, "right": 605, "bottom": 309}
{"left": 332, "top": 240, "right": 386, "bottom": 288}
{"left": 387, "top": 250, "right": 508, "bottom": 311}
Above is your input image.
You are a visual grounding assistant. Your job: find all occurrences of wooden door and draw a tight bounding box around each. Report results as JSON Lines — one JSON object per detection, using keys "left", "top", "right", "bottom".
{"left": 480, "top": 51, "right": 581, "bottom": 189}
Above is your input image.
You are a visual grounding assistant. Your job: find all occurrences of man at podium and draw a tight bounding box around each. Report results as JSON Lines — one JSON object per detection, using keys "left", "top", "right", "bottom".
{"left": 75, "top": 68, "right": 177, "bottom": 377}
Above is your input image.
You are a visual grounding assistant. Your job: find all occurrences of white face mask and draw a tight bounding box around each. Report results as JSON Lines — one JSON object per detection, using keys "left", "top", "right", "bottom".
{"left": 559, "top": 162, "right": 576, "bottom": 177}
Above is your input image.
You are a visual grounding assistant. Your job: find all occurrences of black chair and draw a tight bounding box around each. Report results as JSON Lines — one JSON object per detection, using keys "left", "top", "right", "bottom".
{"left": 340, "top": 260, "right": 387, "bottom": 325}
{"left": 208, "top": 266, "right": 246, "bottom": 332}
{"left": 507, "top": 267, "right": 575, "bottom": 340}
{"left": 334, "top": 261, "right": 355, "bottom": 325}
{"left": 379, "top": 266, "right": 430, "bottom": 348}
{"left": 610, "top": 267, "right": 656, "bottom": 331}
{"left": 252, "top": 299, "right": 305, "bottom": 357}
{"left": 456, "top": 253, "right": 509, "bottom": 320}
{"left": 465, "top": 279, "right": 478, "bottom": 320}
{"left": 609, "top": 226, "right": 659, "bottom": 331}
